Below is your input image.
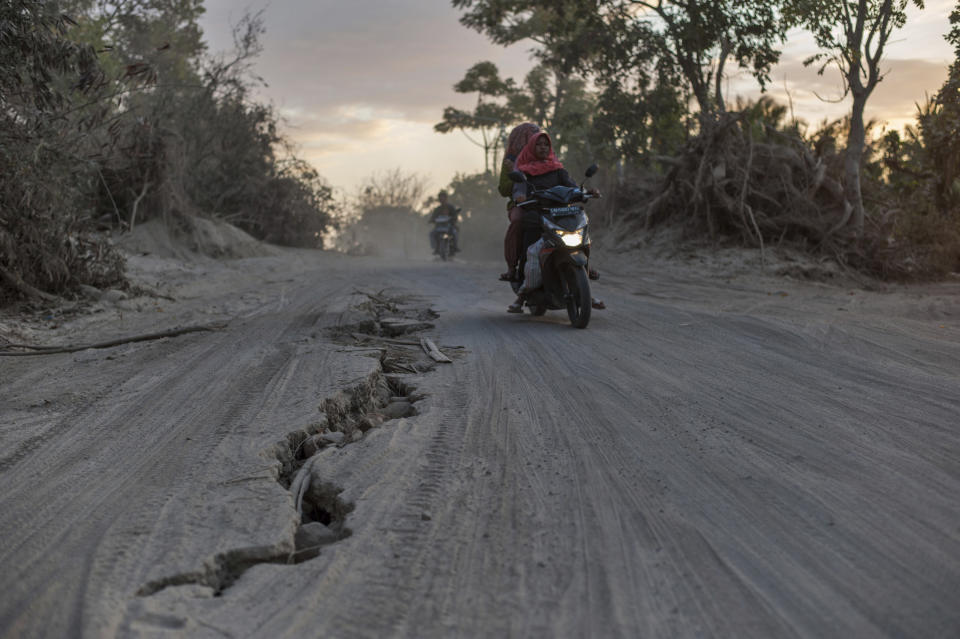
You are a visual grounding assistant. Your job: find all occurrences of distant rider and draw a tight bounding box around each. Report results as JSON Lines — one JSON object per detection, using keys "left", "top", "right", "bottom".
{"left": 428, "top": 190, "right": 460, "bottom": 256}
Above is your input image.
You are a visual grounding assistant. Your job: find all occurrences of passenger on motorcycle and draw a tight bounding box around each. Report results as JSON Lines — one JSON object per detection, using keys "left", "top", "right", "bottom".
{"left": 498, "top": 122, "right": 541, "bottom": 282}
{"left": 428, "top": 190, "right": 460, "bottom": 256}
{"left": 509, "top": 132, "right": 604, "bottom": 313}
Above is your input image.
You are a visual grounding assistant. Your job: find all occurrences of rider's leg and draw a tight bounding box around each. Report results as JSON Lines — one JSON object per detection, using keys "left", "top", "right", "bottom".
{"left": 583, "top": 245, "right": 599, "bottom": 279}
{"left": 516, "top": 224, "right": 540, "bottom": 277}
{"left": 502, "top": 207, "right": 523, "bottom": 280}
{"left": 507, "top": 225, "right": 541, "bottom": 313}
{"left": 582, "top": 246, "right": 603, "bottom": 306}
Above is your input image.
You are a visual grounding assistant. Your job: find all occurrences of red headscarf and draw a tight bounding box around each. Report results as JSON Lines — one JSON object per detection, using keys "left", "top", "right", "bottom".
{"left": 514, "top": 132, "right": 564, "bottom": 176}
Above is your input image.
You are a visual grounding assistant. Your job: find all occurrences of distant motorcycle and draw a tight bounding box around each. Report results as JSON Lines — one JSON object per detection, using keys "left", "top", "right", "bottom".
{"left": 432, "top": 207, "right": 460, "bottom": 261}
{"left": 509, "top": 164, "right": 598, "bottom": 328}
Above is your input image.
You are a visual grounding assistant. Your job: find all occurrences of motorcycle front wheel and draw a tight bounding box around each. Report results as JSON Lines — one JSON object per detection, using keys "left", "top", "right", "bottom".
{"left": 564, "top": 265, "right": 591, "bottom": 328}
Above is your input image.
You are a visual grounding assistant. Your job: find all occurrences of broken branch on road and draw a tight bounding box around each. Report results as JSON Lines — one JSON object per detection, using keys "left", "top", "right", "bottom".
{"left": 420, "top": 337, "right": 452, "bottom": 363}
{"left": 0, "top": 322, "right": 227, "bottom": 356}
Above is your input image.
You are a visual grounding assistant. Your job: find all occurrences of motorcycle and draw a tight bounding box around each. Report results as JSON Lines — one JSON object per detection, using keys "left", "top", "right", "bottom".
{"left": 432, "top": 207, "right": 460, "bottom": 261}
{"left": 508, "top": 164, "right": 598, "bottom": 328}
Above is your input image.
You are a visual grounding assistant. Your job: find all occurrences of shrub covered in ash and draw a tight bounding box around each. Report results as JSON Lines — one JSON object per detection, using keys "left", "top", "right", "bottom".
{"left": 0, "top": 2, "right": 125, "bottom": 303}
{"left": 1, "top": 2, "right": 340, "bottom": 305}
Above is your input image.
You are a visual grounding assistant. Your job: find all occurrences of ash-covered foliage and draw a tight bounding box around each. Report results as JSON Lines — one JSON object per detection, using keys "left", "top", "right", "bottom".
{"left": 1, "top": 2, "right": 339, "bottom": 305}
{"left": 626, "top": 95, "right": 960, "bottom": 279}
{"left": 448, "top": 0, "right": 960, "bottom": 280}
{"left": 0, "top": 2, "right": 122, "bottom": 303}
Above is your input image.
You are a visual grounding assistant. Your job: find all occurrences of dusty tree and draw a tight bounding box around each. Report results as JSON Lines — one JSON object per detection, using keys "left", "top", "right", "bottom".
{"left": 786, "top": 0, "right": 925, "bottom": 237}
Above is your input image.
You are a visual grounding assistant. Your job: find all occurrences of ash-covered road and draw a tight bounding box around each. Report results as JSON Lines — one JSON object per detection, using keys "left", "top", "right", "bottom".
{"left": 2, "top": 252, "right": 958, "bottom": 638}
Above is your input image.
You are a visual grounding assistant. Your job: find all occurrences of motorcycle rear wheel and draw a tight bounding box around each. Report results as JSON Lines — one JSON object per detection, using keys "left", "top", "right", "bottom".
{"left": 564, "top": 266, "right": 591, "bottom": 328}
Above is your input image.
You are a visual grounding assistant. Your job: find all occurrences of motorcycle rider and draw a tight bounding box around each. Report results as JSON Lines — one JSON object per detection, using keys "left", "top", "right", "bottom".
{"left": 509, "top": 132, "right": 604, "bottom": 313}
{"left": 428, "top": 190, "right": 459, "bottom": 256}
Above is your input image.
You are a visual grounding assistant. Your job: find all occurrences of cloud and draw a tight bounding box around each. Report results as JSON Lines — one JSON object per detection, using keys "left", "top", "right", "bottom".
{"left": 293, "top": 111, "right": 393, "bottom": 155}
{"left": 202, "top": 0, "right": 533, "bottom": 124}
{"left": 199, "top": 0, "right": 955, "bottom": 191}
{"left": 299, "top": 119, "right": 486, "bottom": 197}
{"left": 198, "top": 0, "right": 535, "bottom": 190}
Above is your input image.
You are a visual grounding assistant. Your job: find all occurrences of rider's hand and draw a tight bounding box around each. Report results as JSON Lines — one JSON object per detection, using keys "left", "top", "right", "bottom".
{"left": 588, "top": 188, "right": 602, "bottom": 198}
{"left": 515, "top": 194, "right": 527, "bottom": 202}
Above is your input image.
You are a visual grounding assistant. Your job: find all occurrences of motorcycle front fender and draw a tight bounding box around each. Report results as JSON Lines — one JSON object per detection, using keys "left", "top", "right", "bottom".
{"left": 542, "top": 248, "right": 587, "bottom": 273}
{"left": 566, "top": 250, "right": 588, "bottom": 267}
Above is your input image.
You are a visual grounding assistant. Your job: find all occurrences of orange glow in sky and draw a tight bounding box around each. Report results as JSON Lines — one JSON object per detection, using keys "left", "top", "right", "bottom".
{"left": 199, "top": 1, "right": 955, "bottom": 196}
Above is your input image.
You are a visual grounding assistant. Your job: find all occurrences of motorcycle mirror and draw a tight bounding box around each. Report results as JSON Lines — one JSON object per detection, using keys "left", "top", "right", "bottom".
{"left": 585, "top": 163, "right": 599, "bottom": 178}
{"left": 508, "top": 170, "right": 526, "bottom": 183}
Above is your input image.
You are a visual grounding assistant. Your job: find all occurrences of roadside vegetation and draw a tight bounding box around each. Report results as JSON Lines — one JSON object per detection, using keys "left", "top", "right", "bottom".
{"left": 4, "top": 1, "right": 959, "bottom": 306}
{"left": 1, "top": 1, "right": 339, "bottom": 305}
{"left": 438, "top": 0, "right": 960, "bottom": 280}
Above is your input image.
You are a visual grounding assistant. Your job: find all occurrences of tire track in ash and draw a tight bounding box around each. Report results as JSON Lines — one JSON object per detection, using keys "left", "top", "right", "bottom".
{"left": 150, "top": 270, "right": 477, "bottom": 639}
{"left": 579, "top": 287, "right": 958, "bottom": 637}
{"left": 413, "top": 314, "right": 697, "bottom": 638}
{"left": 124, "top": 287, "right": 459, "bottom": 637}
{"left": 1, "top": 331, "right": 255, "bottom": 637}
{"left": 581, "top": 282, "right": 959, "bottom": 637}
{"left": 274, "top": 288, "right": 467, "bottom": 639}
{"left": 336, "top": 265, "right": 630, "bottom": 636}
{"left": 0, "top": 278, "right": 353, "bottom": 638}
{"left": 13, "top": 257, "right": 953, "bottom": 638}
{"left": 337, "top": 261, "right": 960, "bottom": 638}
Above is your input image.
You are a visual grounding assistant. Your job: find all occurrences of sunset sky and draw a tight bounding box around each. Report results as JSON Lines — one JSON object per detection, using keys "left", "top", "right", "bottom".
{"left": 198, "top": 1, "right": 956, "bottom": 197}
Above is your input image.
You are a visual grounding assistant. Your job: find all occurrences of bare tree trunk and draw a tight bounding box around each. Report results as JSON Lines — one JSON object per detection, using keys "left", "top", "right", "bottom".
{"left": 552, "top": 69, "right": 567, "bottom": 151}
{"left": 552, "top": 69, "right": 566, "bottom": 125}
{"left": 477, "top": 94, "right": 490, "bottom": 174}
{"left": 682, "top": 55, "right": 714, "bottom": 129}
{"left": 844, "top": 91, "right": 868, "bottom": 237}
{"left": 482, "top": 128, "right": 491, "bottom": 174}
{"left": 129, "top": 179, "right": 151, "bottom": 231}
{"left": 715, "top": 37, "right": 732, "bottom": 114}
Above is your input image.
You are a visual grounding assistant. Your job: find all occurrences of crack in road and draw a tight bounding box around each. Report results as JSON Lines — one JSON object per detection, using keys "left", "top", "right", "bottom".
{"left": 136, "top": 290, "right": 442, "bottom": 598}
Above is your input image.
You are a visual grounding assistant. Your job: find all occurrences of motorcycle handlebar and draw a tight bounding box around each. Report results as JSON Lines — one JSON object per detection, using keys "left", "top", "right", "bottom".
{"left": 518, "top": 189, "right": 598, "bottom": 204}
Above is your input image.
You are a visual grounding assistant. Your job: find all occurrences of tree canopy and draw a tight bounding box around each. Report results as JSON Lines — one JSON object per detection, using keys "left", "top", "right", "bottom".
{"left": 445, "top": 0, "right": 958, "bottom": 277}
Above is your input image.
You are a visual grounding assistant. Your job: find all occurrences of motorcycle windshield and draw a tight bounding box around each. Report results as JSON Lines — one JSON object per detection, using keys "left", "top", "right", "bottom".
{"left": 539, "top": 186, "right": 580, "bottom": 204}
{"left": 545, "top": 210, "right": 588, "bottom": 231}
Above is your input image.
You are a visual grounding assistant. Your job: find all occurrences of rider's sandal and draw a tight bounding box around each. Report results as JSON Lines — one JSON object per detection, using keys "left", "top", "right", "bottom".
{"left": 507, "top": 297, "right": 524, "bottom": 313}
{"left": 591, "top": 298, "right": 606, "bottom": 310}
{"left": 499, "top": 270, "right": 514, "bottom": 282}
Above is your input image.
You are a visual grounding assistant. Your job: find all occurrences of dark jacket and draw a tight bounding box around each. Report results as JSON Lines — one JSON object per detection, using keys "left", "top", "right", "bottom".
{"left": 530, "top": 168, "right": 576, "bottom": 190}
{"left": 514, "top": 168, "right": 577, "bottom": 226}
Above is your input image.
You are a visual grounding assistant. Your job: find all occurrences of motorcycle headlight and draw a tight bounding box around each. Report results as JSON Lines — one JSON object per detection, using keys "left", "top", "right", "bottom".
{"left": 559, "top": 230, "right": 584, "bottom": 247}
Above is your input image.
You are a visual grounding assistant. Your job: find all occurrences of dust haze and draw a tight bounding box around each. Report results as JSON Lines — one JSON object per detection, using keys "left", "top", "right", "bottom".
{"left": 345, "top": 200, "right": 506, "bottom": 264}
